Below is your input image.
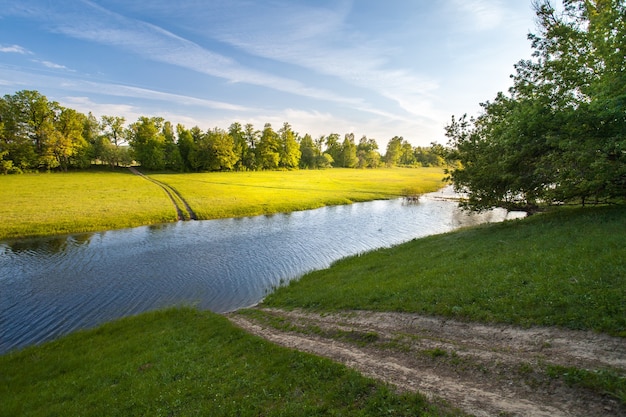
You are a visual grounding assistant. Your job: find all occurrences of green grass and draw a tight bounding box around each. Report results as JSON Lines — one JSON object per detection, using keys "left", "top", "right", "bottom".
{"left": 0, "top": 308, "right": 461, "bottom": 417}
{"left": 263, "top": 205, "right": 626, "bottom": 336}
{"left": 0, "top": 167, "right": 444, "bottom": 240}
{"left": 0, "top": 169, "right": 175, "bottom": 240}
{"left": 546, "top": 365, "right": 626, "bottom": 404}
{"left": 151, "top": 167, "right": 444, "bottom": 219}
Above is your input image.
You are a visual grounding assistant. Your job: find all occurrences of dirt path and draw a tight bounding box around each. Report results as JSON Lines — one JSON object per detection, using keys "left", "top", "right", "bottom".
{"left": 227, "top": 308, "right": 626, "bottom": 417}
{"left": 128, "top": 167, "right": 197, "bottom": 220}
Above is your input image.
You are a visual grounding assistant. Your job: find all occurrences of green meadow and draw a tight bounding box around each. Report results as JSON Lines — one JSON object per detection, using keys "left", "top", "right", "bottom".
{"left": 0, "top": 167, "right": 444, "bottom": 240}
{"left": 264, "top": 205, "right": 626, "bottom": 336}
{"left": 2, "top": 167, "right": 625, "bottom": 413}
{"left": 0, "top": 308, "right": 460, "bottom": 417}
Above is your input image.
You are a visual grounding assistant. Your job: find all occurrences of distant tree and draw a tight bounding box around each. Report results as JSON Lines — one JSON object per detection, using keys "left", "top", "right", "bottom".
{"left": 242, "top": 123, "right": 259, "bottom": 170}
{"left": 399, "top": 141, "right": 416, "bottom": 165}
{"left": 0, "top": 90, "right": 57, "bottom": 170}
{"left": 337, "top": 133, "right": 358, "bottom": 168}
{"left": 101, "top": 115, "right": 126, "bottom": 148}
{"left": 299, "top": 133, "right": 319, "bottom": 169}
{"left": 229, "top": 122, "right": 248, "bottom": 171}
{"left": 384, "top": 136, "right": 404, "bottom": 167}
{"left": 162, "top": 121, "right": 183, "bottom": 171}
{"left": 357, "top": 136, "right": 381, "bottom": 168}
{"left": 127, "top": 117, "right": 166, "bottom": 170}
{"left": 176, "top": 124, "right": 195, "bottom": 171}
{"left": 207, "top": 127, "right": 238, "bottom": 171}
{"left": 257, "top": 123, "right": 280, "bottom": 170}
{"left": 48, "top": 107, "right": 90, "bottom": 170}
{"left": 324, "top": 133, "right": 342, "bottom": 166}
{"left": 278, "top": 122, "right": 301, "bottom": 169}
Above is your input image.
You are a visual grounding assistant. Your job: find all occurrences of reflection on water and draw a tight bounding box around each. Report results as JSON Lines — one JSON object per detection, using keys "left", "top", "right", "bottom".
{"left": 0, "top": 188, "right": 524, "bottom": 353}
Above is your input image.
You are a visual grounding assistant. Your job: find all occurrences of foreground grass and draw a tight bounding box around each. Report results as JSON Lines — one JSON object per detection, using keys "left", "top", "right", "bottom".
{"left": 0, "top": 308, "right": 460, "bottom": 417}
{"left": 152, "top": 167, "right": 444, "bottom": 219}
{"left": 264, "top": 205, "right": 626, "bottom": 336}
{"left": 0, "top": 167, "right": 444, "bottom": 240}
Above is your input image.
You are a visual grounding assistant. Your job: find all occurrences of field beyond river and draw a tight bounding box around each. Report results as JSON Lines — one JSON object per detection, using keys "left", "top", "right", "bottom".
{"left": 0, "top": 167, "right": 444, "bottom": 240}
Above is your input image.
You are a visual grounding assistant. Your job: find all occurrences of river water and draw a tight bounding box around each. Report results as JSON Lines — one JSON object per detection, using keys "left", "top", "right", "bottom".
{"left": 0, "top": 188, "right": 523, "bottom": 354}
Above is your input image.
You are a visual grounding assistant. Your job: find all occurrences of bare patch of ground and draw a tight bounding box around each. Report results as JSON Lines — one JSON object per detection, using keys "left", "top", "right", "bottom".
{"left": 227, "top": 308, "right": 626, "bottom": 417}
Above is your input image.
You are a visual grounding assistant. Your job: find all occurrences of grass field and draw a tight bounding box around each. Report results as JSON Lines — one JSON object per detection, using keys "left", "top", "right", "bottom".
{"left": 263, "top": 205, "right": 626, "bottom": 336}
{"left": 0, "top": 169, "right": 175, "bottom": 240}
{"left": 152, "top": 167, "right": 444, "bottom": 219}
{"left": 0, "top": 308, "right": 460, "bottom": 417}
{"left": 0, "top": 167, "right": 444, "bottom": 240}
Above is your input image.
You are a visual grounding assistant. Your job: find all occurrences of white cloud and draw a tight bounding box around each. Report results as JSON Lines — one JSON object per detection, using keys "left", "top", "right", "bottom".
{"left": 0, "top": 44, "right": 31, "bottom": 54}
{"left": 35, "top": 1, "right": 364, "bottom": 107}
{"left": 33, "top": 60, "right": 72, "bottom": 71}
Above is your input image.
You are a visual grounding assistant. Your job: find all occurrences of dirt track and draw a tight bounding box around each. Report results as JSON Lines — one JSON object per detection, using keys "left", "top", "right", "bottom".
{"left": 227, "top": 308, "right": 626, "bottom": 417}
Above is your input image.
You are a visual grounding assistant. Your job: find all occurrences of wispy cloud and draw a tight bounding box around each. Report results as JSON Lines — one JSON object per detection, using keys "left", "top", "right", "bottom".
{"left": 201, "top": 1, "right": 440, "bottom": 119}
{"left": 12, "top": 0, "right": 364, "bottom": 107}
{"left": 0, "top": 44, "right": 32, "bottom": 54}
{"left": 0, "top": 66, "right": 254, "bottom": 113}
{"left": 33, "top": 59, "right": 73, "bottom": 71}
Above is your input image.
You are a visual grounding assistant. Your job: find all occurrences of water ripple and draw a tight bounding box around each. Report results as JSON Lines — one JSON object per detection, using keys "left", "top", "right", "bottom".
{"left": 0, "top": 190, "right": 524, "bottom": 353}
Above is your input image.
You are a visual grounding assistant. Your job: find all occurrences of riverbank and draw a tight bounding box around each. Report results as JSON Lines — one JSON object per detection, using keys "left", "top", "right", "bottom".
{"left": 0, "top": 167, "right": 444, "bottom": 240}
{"left": 1, "top": 205, "right": 624, "bottom": 416}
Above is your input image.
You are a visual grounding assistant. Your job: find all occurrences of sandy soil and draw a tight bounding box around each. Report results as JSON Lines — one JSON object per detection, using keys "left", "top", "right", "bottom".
{"left": 227, "top": 308, "right": 626, "bottom": 417}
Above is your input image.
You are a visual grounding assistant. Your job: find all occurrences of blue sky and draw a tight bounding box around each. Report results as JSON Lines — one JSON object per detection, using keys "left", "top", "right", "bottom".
{"left": 0, "top": 0, "right": 537, "bottom": 147}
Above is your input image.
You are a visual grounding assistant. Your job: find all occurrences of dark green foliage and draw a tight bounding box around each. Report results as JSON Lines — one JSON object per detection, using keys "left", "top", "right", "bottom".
{"left": 446, "top": 0, "right": 626, "bottom": 212}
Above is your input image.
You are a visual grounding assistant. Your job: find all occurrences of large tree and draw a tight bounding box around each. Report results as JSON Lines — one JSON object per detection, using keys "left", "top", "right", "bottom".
{"left": 446, "top": 0, "right": 626, "bottom": 212}
{"left": 278, "top": 122, "right": 301, "bottom": 169}
{"left": 257, "top": 123, "right": 280, "bottom": 170}
{"left": 127, "top": 117, "right": 166, "bottom": 170}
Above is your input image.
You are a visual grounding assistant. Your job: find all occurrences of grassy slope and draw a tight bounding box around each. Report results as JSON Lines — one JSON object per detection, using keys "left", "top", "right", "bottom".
{"left": 0, "top": 167, "right": 444, "bottom": 240}
{"left": 264, "top": 205, "right": 626, "bottom": 336}
{"left": 0, "top": 308, "right": 459, "bottom": 417}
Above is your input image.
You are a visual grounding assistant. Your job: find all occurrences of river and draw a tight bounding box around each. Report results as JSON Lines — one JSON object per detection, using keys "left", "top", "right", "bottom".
{"left": 0, "top": 188, "right": 523, "bottom": 354}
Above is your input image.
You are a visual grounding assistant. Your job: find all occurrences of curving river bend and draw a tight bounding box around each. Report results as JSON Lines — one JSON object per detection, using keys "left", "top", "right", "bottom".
{"left": 0, "top": 188, "right": 523, "bottom": 354}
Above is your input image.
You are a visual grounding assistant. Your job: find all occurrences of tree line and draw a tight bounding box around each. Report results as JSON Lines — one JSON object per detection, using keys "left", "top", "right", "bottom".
{"left": 445, "top": 0, "right": 625, "bottom": 212}
{"left": 0, "top": 90, "right": 444, "bottom": 174}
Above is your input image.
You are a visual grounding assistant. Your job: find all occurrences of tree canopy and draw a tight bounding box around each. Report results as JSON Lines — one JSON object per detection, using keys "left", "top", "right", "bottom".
{"left": 445, "top": 0, "right": 625, "bottom": 212}
{"left": 0, "top": 90, "right": 446, "bottom": 173}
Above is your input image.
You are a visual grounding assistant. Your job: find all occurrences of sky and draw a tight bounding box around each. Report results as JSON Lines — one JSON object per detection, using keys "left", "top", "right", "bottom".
{"left": 0, "top": 0, "right": 538, "bottom": 148}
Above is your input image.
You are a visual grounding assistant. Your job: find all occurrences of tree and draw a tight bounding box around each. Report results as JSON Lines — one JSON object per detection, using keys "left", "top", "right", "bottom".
{"left": 242, "top": 123, "right": 259, "bottom": 170}
{"left": 48, "top": 107, "right": 90, "bottom": 170}
{"left": 278, "top": 122, "right": 301, "bottom": 169}
{"left": 176, "top": 124, "right": 195, "bottom": 171}
{"left": 357, "top": 136, "right": 381, "bottom": 168}
{"left": 127, "top": 117, "right": 166, "bottom": 170}
{"left": 384, "top": 136, "right": 404, "bottom": 167}
{"left": 162, "top": 121, "right": 183, "bottom": 171}
{"left": 446, "top": 0, "right": 626, "bottom": 212}
{"left": 299, "top": 133, "right": 319, "bottom": 169}
{"left": 229, "top": 122, "right": 248, "bottom": 171}
{"left": 337, "top": 133, "right": 358, "bottom": 168}
{"left": 257, "top": 123, "right": 280, "bottom": 170}
{"left": 324, "top": 133, "right": 342, "bottom": 166}
{"left": 207, "top": 127, "right": 238, "bottom": 171}
{"left": 0, "top": 90, "right": 56, "bottom": 170}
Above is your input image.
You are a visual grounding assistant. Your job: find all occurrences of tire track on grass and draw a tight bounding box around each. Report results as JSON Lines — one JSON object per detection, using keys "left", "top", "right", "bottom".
{"left": 128, "top": 167, "right": 197, "bottom": 221}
